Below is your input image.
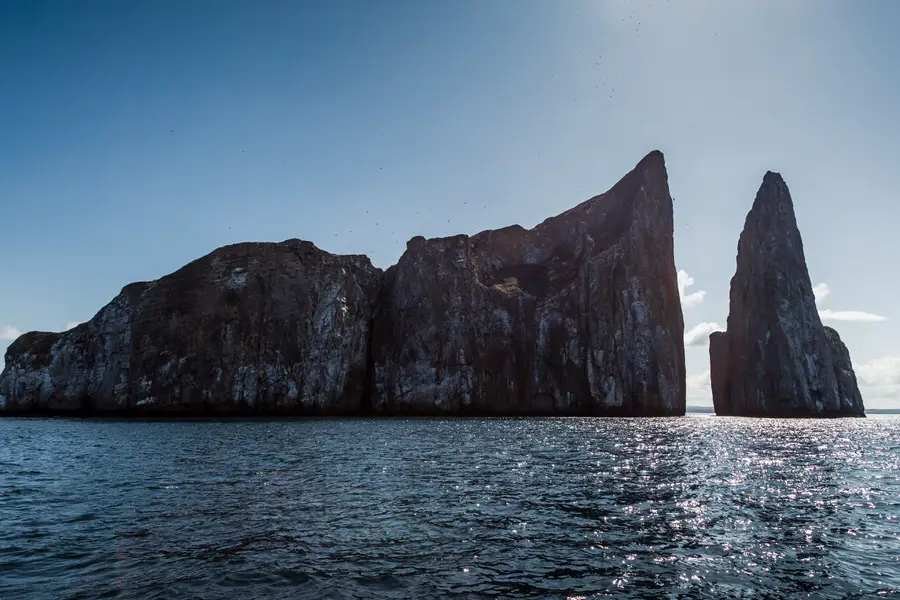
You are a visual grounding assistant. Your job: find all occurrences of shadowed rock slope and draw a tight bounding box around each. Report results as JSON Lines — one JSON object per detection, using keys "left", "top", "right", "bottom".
{"left": 0, "top": 240, "right": 382, "bottom": 415}
{"left": 371, "top": 150, "right": 685, "bottom": 415}
{"left": 1, "top": 151, "right": 685, "bottom": 416}
{"left": 709, "top": 172, "right": 865, "bottom": 417}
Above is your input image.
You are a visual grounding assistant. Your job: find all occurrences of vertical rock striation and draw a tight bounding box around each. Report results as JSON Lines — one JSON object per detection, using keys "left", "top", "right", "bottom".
{"left": 709, "top": 172, "right": 865, "bottom": 417}
{"left": 823, "top": 326, "right": 865, "bottom": 415}
{"left": 0, "top": 240, "right": 382, "bottom": 415}
{"left": 370, "top": 151, "right": 685, "bottom": 415}
{"left": 1, "top": 151, "right": 686, "bottom": 416}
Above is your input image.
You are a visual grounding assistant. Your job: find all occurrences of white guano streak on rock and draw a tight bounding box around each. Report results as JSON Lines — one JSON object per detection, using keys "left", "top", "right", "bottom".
{"left": 224, "top": 268, "right": 248, "bottom": 290}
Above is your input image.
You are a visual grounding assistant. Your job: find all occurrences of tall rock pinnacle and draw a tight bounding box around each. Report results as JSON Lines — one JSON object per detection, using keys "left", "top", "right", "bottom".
{"left": 709, "top": 172, "right": 865, "bottom": 417}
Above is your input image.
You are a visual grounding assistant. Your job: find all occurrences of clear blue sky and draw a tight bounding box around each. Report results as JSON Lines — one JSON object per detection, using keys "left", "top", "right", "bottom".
{"left": 2, "top": 0, "right": 899, "bottom": 407}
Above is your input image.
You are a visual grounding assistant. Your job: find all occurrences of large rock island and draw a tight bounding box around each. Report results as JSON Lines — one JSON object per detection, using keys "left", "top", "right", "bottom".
{"left": 709, "top": 172, "right": 865, "bottom": 417}
{"left": 0, "top": 241, "right": 383, "bottom": 415}
{"left": 371, "top": 150, "right": 684, "bottom": 415}
{"left": 1, "top": 151, "right": 686, "bottom": 416}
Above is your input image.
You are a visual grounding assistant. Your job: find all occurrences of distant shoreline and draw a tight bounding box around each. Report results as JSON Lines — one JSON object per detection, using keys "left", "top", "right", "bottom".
{"left": 687, "top": 406, "right": 900, "bottom": 415}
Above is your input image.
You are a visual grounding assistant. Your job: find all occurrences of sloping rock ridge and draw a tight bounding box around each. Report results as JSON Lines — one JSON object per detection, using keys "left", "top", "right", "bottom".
{"left": 0, "top": 240, "right": 382, "bottom": 415}
{"left": 370, "top": 150, "right": 685, "bottom": 415}
{"left": 709, "top": 172, "right": 865, "bottom": 417}
{"left": 1, "top": 151, "right": 686, "bottom": 416}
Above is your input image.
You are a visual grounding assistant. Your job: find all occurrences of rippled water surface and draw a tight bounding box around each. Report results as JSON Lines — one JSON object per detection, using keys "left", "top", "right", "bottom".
{"left": 1, "top": 416, "right": 899, "bottom": 599}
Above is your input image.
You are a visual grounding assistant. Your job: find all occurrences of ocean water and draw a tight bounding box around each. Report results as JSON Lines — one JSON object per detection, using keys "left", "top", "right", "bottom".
{"left": 1, "top": 416, "right": 898, "bottom": 599}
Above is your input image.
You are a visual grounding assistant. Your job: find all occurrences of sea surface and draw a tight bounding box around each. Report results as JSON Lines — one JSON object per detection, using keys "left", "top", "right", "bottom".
{"left": 1, "top": 416, "right": 898, "bottom": 599}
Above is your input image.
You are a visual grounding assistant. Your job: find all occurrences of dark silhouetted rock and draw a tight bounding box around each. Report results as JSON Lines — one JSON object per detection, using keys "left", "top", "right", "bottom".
{"left": 824, "top": 326, "right": 865, "bottom": 415}
{"left": 1, "top": 152, "right": 686, "bottom": 417}
{"left": 370, "top": 151, "right": 685, "bottom": 415}
{"left": 0, "top": 240, "right": 382, "bottom": 415}
{"left": 709, "top": 172, "right": 865, "bottom": 417}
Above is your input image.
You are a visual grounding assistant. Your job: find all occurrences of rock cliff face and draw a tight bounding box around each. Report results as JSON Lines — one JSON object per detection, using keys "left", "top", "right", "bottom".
{"left": 370, "top": 151, "right": 685, "bottom": 415}
{"left": 823, "top": 325, "right": 865, "bottom": 414}
{"left": 709, "top": 172, "right": 865, "bottom": 417}
{"left": 0, "top": 240, "right": 382, "bottom": 415}
{"left": 1, "top": 151, "right": 686, "bottom": 416}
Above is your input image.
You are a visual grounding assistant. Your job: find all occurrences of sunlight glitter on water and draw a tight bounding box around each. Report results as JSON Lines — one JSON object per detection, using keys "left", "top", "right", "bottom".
{"left": 0, "top": 416, "right": 899, "bottom": 599}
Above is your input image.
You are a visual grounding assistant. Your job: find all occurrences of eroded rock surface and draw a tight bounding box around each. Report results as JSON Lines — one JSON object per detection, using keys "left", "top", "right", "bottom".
{"left": 1, "top": 151, "right": 686, "bottom": 416}
{"left": 370, "top": 151, "right": 685, "bottom": 415}
{"left": 824, "top": 326, "right": 865, "bottom": 415}
{"left": 0, "top": 240, "right": 382, "bottom": 415}
{"left": 709, "top": 172, "right": 865, "bottom": 417}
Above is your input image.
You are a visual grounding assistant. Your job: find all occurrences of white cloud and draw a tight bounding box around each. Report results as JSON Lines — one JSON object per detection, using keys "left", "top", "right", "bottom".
{"left": 687, "top": 369, "right": 710, "bottom": 389}
{"left": 812, "top": 282, "right": 830, "bottom": 302}
{"left": 812, "top": 282, "right": 887, "bottom": 322}
{"left": 1, "top": 325, "right": 22, "bottom": 341}
{"left": 813, "top": 282, "right": 887, "bottom": 322}
{"left": 684, "top": 322, "right": 723, "bottom": 347}
{"left": 819, "top": 309, "right": 888, "bottom": 322}
{"left": 853, "top": 356, "right": 900, "bottom": 408}
{"left": 686, "top": 369, "right": 712, "bottom": 403}
{"left": 855, "top": 356, "right": 900, "bottom": 387}
{"left": 860, "top": 385, "right": 900, "bottom": 407}
{"left": 677, "top": 269, "right": 706, "bottom": 308}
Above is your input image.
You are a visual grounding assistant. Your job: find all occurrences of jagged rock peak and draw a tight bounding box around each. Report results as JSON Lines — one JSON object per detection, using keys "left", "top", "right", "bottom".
{"left": 371, "top": 150, "right": 685, "bottom": 416}
{"left": 637, "top": 149, "right": 665, "bottom": 168}
{"left": 1, "top": 150, "right": 686, "bottom": 417}
{"left": 709, "top": 172, "right": 865, "bottom": 417}
{"left": 752, "top": 172, "right": 793, "bottom": 214}
{"left": 762, "top": 170, "right": 785, "bottom": 185}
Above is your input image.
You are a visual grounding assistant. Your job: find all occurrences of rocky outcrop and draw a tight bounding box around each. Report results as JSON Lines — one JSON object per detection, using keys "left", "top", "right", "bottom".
{"left": 709, "top": 172, "right": 865, "bottom": 417}
{"left": 0, "top": 240, "right": 382, "bottom": 415}
{"left": 370, "top": 150, "right": 685, "bottom": 415}
{"left": 823, "top": 326, "right": 865, "bottom": 414}
{"left": 1, "top": 151, "right": 686, "bottom": 416}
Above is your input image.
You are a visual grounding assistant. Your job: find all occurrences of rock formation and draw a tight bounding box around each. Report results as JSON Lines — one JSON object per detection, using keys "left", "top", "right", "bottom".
{"left": 709, "top": 172, "right": 865, "bottom": 417}
{"left": 370, "top": 150, "right": 684, "bottom": 415}
{"left": 0, "top": 240, "right": 382, "bottom": 415}
{"left": 1, "top": 151, "right": 686, "bottom": 416}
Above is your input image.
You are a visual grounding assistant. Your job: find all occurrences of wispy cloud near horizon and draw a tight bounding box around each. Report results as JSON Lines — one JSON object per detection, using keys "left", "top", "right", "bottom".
{"left": 856, "top": 356, "right": 900, "bottom": 387}
{"left": 819, "top": 309, "right": 888, "bottom": 322}
{"left": 813, "top": 282, "right": 888, "bottom": 322}
{"left": 854, "top": 355, "right": 900, "bottom": 408}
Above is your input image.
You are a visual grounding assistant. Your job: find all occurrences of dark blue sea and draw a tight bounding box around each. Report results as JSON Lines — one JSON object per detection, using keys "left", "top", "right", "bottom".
{"left": 1, "top": 416, "right": 898, "bottom": 599}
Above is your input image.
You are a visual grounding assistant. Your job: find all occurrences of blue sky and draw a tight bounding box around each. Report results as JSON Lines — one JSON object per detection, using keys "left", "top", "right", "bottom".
{"left": 2, "top": 0, "right": 899, "bottom": 407}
